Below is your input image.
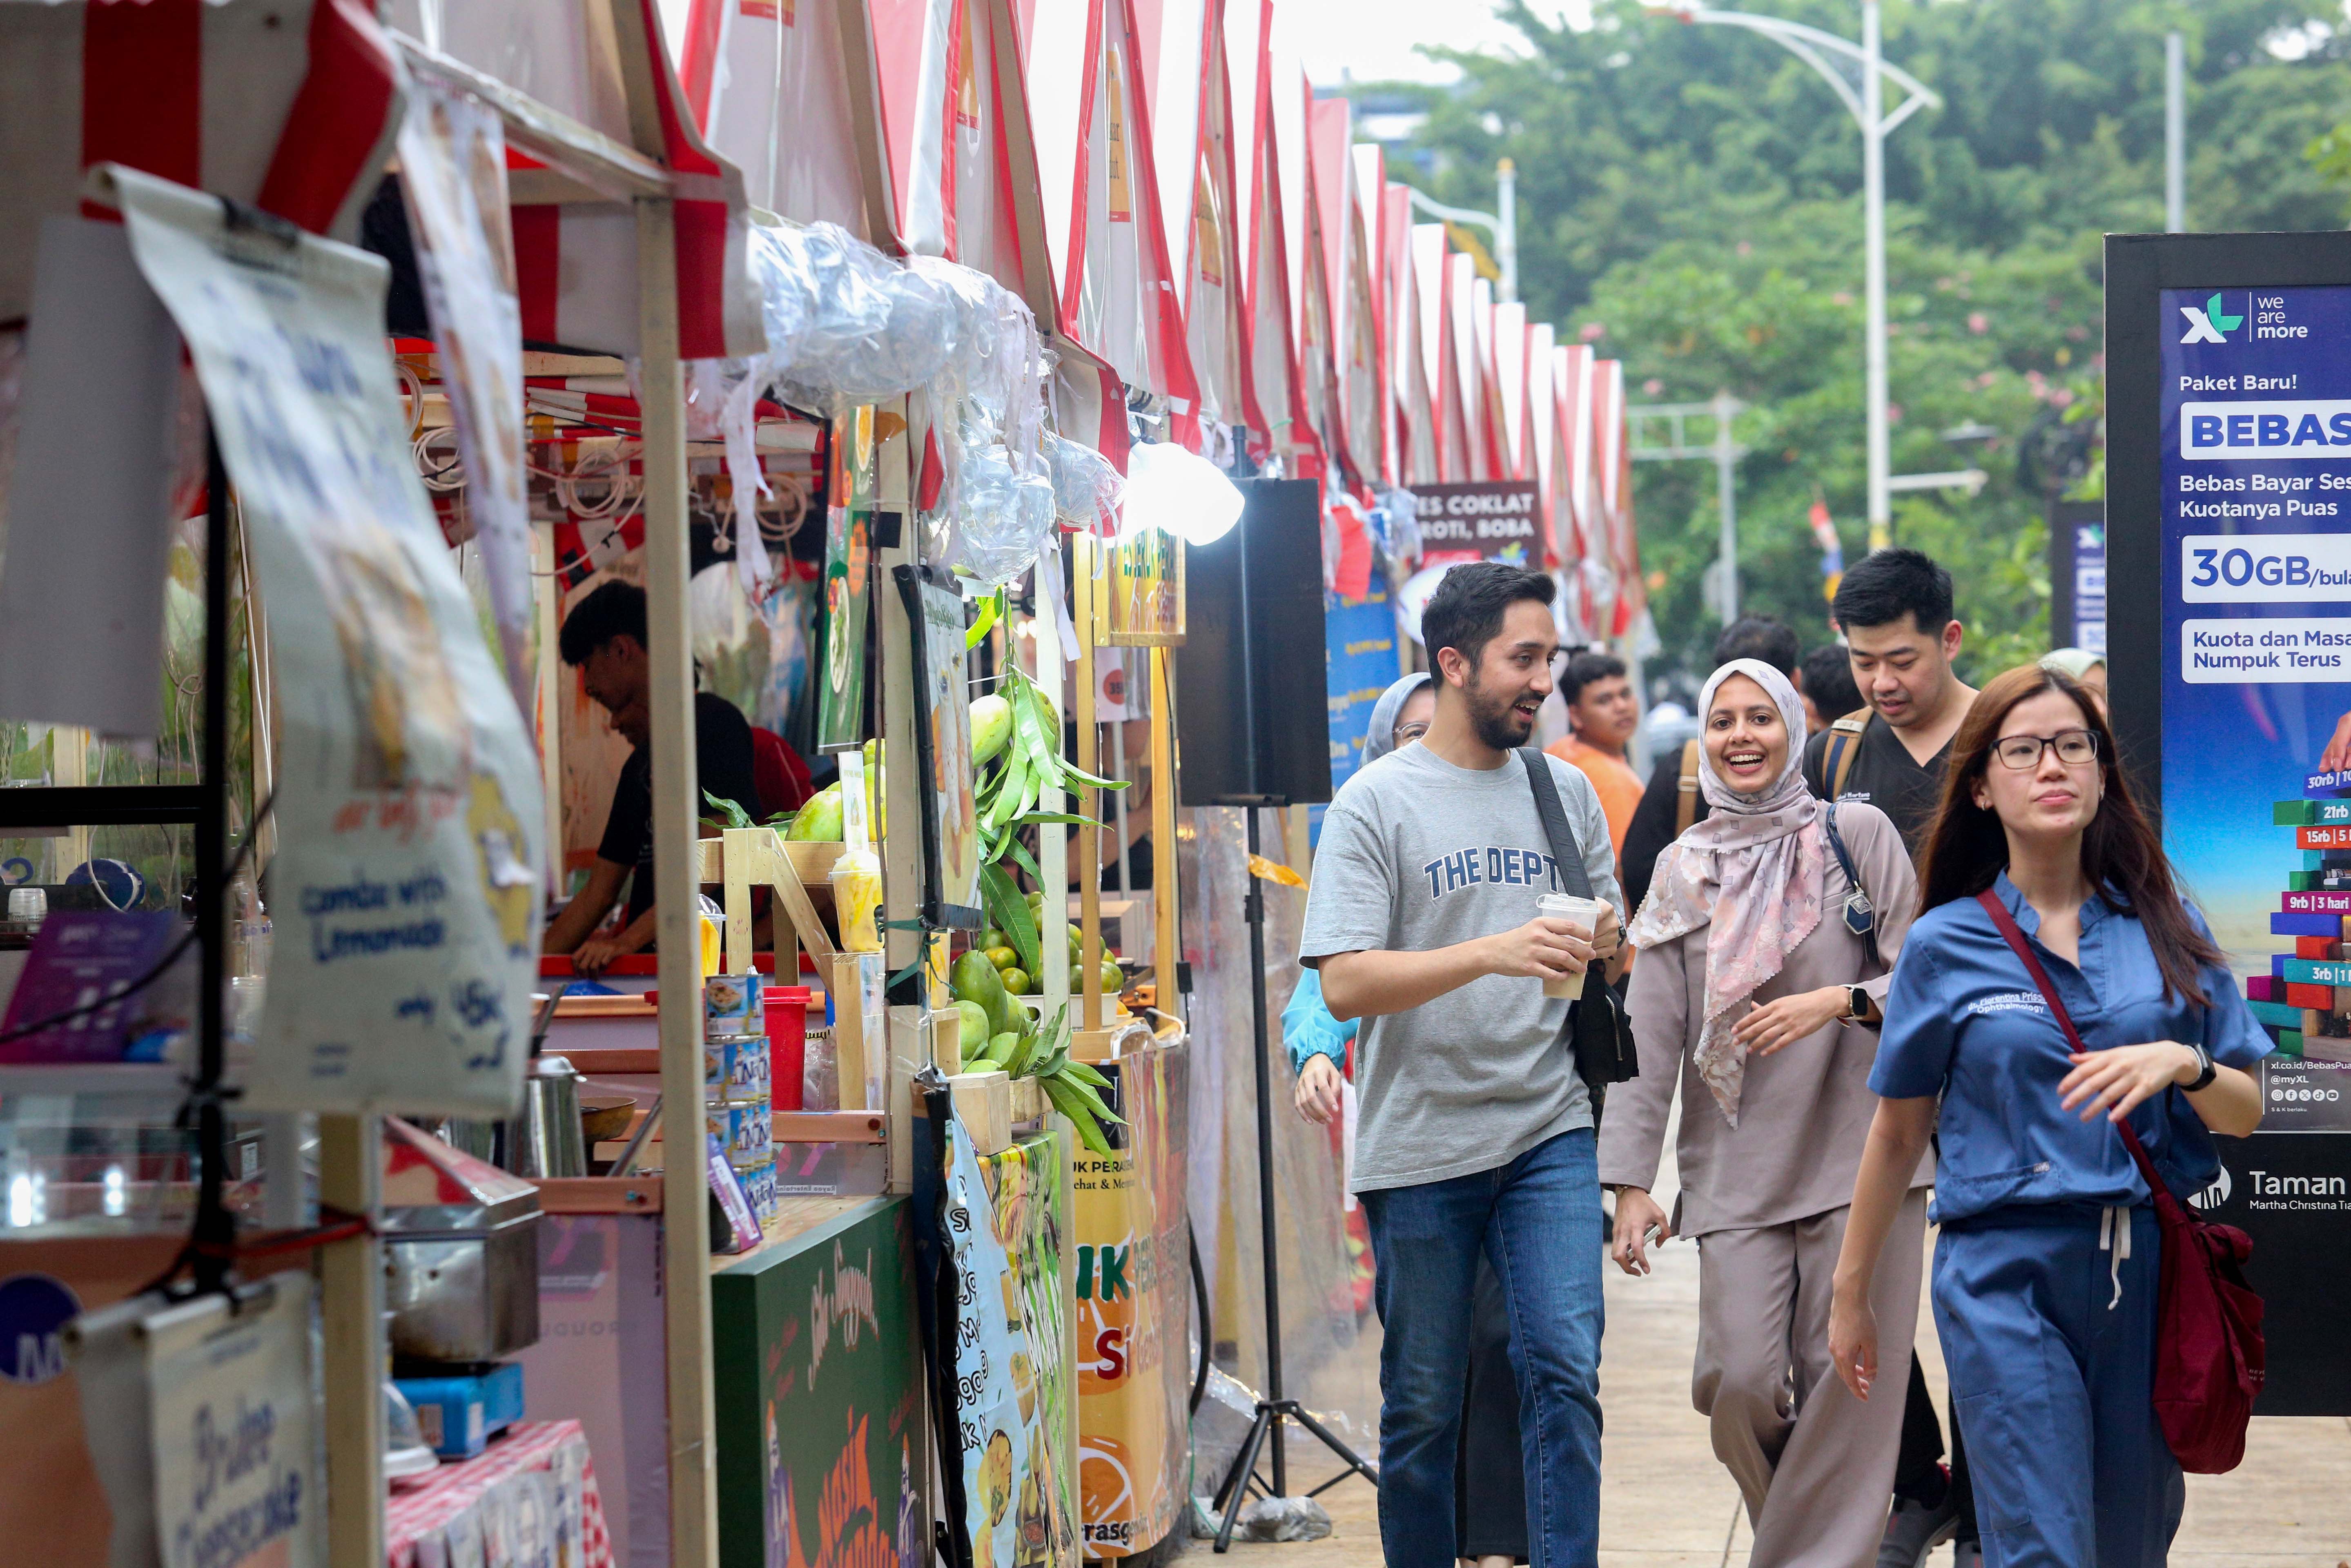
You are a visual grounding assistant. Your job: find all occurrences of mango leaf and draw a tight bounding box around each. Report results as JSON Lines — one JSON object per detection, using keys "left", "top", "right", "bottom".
{"left": 1041, "top": 1075, "right": 1114, "bottom": 1156}
{"left": 1059, "top": 1058, "right": 1112, "bottom": 1090}
{"left": 1003, "top": 835, "right": 1045, "bottom": 891}
{"left": 980, "top": 862, "right": 1042, "bottom": 977}
{"left": 702, "top": 789, "right": 757, "bottom": 831}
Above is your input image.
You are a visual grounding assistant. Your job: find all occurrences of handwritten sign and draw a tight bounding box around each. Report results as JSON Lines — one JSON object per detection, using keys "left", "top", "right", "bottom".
{"left": 111, "top": 165, "right": 542, "bottom": 1115}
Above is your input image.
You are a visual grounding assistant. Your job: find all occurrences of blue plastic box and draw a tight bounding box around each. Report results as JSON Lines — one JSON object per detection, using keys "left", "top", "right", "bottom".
{"left": 394, "top": 1361, "right": 525, "bottom": 1459}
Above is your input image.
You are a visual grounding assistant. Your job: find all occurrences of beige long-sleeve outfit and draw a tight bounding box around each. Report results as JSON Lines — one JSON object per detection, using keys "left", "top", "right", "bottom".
{"left": 1600, "top": 802, "right": 1934, "bottom": 1568}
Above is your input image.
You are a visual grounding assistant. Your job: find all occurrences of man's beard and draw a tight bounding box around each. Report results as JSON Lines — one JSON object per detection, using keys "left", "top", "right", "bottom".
{"left": 1465, "top": 672, "right": 1535, "bottom": 751}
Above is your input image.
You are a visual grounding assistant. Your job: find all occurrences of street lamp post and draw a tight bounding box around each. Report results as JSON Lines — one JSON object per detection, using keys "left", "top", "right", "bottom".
{"left": 1661, "top": 2, "right": 1939, "bottom": 551}
{"left": 1406, "top": 159, "right": 1519, "bottom": 304}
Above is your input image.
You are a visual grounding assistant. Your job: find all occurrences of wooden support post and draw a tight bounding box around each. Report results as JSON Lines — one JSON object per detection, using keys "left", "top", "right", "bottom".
{"left": 635, "top": 193, "right": 719, "bottom": 1568}
{"left": 1072, "top": 535, "right": 1103, "bottom": 1031}
{"left": 318, "top": 1113, "right": 384, "bottom": 1568}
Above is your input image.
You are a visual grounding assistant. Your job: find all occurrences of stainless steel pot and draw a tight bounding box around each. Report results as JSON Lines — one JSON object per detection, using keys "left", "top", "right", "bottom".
{"left": 513, "top": 1054, "right": 586, "bottom": 1178}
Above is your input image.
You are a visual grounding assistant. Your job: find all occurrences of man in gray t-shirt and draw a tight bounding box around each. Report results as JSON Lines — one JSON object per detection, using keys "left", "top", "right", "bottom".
{"left": 1302, "top": 564, "right": 1622, "bottom": 1568}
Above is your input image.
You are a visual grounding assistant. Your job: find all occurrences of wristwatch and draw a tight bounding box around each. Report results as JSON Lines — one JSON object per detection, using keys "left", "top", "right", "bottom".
{"left": 2184, "top": 1041, "right": 2217, "bottom": 1091}
{"left": 1845, "top": 984, "right": 1870, "bottom": 1022}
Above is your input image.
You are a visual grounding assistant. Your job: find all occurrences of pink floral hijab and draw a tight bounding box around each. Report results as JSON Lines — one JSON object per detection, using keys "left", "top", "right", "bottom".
{"left": 1626, "top": 659, "right": 1826, "bottom": 1125}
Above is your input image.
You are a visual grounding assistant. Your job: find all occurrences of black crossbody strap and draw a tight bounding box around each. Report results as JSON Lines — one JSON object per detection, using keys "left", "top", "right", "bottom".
{"left": 1518, "top": 747, "right": 1593, "bottom": 898}
{"left": 1821, "top": 803, "right": 1882, "bottom": 971}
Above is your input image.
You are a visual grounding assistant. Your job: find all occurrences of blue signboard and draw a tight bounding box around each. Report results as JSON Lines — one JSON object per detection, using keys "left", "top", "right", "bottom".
{"left": 1315, "top": 584, "right": 1406, "bottom": 844}
{"left": 2161, "top": 285, "right": 2351, "bottom": 1016}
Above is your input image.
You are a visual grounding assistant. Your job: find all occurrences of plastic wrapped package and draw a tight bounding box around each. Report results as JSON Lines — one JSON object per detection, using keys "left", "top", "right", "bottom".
{"left": 1045, "top": 432, "right": 1122, "bottom": 529}
{"left": 946, "top": 439, "right": 1058, "bottom": 589}
{"left": 1180, "top": 806, "right": 1381, "bottom": 1461}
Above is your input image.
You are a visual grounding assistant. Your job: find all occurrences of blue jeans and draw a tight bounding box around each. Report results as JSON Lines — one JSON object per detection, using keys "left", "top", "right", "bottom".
{"left": 1360, "top": 1127, "right": 1605, "bottom": 1568}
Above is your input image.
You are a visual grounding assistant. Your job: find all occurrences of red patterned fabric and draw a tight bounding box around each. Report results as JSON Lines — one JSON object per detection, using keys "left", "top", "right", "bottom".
{"left": 384, "top": 1419, "right": 613, "bottom": 1568}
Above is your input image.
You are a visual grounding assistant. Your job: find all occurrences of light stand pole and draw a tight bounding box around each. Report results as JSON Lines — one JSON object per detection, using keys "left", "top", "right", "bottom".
{"left": 2165, "top": 31, "right": 2186, "bottom": 233}
{"left": 1658, "top": 2, "right": 1939, "bottom": 551}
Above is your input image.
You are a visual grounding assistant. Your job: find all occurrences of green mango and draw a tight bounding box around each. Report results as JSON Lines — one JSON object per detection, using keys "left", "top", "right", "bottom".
{"left": 951, "top": 950, "right": 1009, "bottom": 1018}
{"left": 954, "top": 1000, "right": 992, "bottom": 1058}
{"left": 788, "top": 783, "right": 845, "bottom": 842}
{"left": 985, "top": 1031, "right": 1020, "bottom": 1065}
{"left": 970, "top": 695, "right": 1014, "bottom": 764}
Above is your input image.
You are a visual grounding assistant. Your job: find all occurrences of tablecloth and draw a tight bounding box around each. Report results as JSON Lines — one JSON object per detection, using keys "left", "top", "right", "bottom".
{"left": 386, "top": 1419, "right": 613, "bottom": 1568}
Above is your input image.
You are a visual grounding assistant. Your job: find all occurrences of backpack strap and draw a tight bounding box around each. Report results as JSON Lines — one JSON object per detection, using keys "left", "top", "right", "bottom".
{"left": 1825, "top": 709, "right": 1871, "bottom": 801}
{"left": 1518, "top": 750, "right": 1639, "bottom": 1094}
{"left": 1675, "top": 737, "right": 1703, "bottom": 835}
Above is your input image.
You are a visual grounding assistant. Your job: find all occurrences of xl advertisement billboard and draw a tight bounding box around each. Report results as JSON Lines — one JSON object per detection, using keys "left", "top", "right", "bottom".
{"left": 2111, "top": 232, "right": 2351, "bottom": 1415}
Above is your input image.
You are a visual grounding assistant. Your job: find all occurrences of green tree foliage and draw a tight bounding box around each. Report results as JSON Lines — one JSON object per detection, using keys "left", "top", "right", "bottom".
{"left": 1373, "top": 0, "right": 2351, "bottom": 686}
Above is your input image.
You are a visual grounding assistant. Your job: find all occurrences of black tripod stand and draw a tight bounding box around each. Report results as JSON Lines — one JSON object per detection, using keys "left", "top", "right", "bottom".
{"left": 1210, "top": 807, "right": 1378, "bottom": 1551}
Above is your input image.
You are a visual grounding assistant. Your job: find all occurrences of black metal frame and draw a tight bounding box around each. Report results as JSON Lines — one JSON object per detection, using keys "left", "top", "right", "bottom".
{"left": 0, "top": 432, "right": 230, "bottom": 1292}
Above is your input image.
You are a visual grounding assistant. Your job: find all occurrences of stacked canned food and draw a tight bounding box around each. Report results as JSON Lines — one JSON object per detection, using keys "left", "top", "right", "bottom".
{"left": 702, "top": 973, "right": 775, "bottom": 1227}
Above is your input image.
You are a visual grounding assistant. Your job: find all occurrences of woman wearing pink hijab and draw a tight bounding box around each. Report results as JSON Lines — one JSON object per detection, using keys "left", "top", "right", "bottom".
{"left": 1598, "top": 658, "right": 1932, "bottom": 1566}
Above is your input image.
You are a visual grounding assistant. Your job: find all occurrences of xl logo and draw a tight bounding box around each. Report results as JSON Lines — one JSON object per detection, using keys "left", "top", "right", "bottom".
{"left": 2180, "top": 293, "right": 2244, "bottom": 345}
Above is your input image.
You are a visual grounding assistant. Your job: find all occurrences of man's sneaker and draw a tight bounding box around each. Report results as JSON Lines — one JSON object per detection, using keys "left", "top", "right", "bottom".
{"left": 1952, "top": 1543, "right": 1983, "bottom": 1568}
{"left": 1875, "top": 1492, "right": 1959, "bottom": 1568}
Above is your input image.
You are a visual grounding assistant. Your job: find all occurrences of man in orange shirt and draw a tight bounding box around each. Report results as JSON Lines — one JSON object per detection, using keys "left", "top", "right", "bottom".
{"left": 1547, "top": 650, "right": 1644, "bottom": 859}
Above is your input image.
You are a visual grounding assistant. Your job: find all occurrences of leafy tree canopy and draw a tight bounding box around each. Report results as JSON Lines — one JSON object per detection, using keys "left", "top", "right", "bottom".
{"left": 1369, "top": 0, "right": 2351, "bottom": 687}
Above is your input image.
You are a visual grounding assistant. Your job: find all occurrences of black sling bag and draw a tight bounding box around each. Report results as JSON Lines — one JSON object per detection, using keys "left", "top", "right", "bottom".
{"left": 1518, "top": 748, "right": 1640, "bottom": 1098}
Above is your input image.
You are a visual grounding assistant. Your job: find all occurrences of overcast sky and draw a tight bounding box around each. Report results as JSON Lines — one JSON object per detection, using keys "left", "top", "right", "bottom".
{"left": 1291, "top": 0, "right": 1591, "bottom": 86}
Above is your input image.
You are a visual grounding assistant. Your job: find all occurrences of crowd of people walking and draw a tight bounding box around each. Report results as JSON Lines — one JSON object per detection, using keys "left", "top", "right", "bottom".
{"left": 1291, "top": 550, "right": 2265, "bottom": 1568}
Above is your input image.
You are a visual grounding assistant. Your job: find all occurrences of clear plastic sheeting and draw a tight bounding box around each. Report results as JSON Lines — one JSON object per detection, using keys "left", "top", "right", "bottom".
{"left": 684, "top": 222, "right": 1064, "bottom": 592}
{"left": 1180, "top": 806, "right": 1380, "bottom": 1463}
{"left": 1045, "top": 433, "right": 1123, "bottom": 531}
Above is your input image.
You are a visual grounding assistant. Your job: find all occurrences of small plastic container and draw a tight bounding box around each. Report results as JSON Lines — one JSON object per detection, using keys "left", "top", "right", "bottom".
{"left": 830, "top": 849, "right": 883, "bottom": 953}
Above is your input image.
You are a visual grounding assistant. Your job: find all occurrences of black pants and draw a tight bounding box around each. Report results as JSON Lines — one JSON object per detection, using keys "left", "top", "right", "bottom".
{"left": 1455, "top": 1257, "right": 1529, "bottom": 1562}
{"left": 1892, "top": 1353, "right": 1977, "bottom": 1540}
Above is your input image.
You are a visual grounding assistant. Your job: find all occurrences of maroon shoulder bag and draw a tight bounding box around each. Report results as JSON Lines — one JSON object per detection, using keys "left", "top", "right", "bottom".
{"left": 1974, "top": 889, "right": 2264, "bottom": 1474}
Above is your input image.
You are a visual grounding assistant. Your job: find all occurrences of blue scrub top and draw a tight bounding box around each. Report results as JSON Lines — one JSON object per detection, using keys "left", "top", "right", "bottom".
{"left": 1870, "top": 872, "right": 2270, "bottom": 1224}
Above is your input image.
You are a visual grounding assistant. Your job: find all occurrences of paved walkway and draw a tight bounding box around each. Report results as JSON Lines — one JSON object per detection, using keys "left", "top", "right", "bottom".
{"left": 1220, "top": 1110, "right": 2351, "bottom": 1565}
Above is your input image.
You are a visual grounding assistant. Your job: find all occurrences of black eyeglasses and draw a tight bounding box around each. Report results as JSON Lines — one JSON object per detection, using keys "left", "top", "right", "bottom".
{"left": 1992, "top": 729, "right": 2099, "bottom": 771}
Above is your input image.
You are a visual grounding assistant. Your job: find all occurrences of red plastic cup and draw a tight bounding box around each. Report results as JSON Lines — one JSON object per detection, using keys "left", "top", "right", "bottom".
{"left": 767, "top": 987, "right": 810, "bottom": 1110}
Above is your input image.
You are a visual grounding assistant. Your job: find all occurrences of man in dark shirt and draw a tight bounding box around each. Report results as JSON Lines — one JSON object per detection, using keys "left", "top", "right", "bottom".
{"left": 1619, "top": 616, "right": 1803, "bottom": 916}
{"left": 1800, "top": 549, "right": 1976, "bottom": 847}
{"left": 1797, "top": 550, "right": 1982, "bottom": 1568}
{"left": 541, "top": 581, "right": 763, "bottom": 972}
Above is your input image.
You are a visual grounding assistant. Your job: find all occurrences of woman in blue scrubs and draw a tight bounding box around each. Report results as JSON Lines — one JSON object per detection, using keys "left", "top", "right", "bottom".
{"left": 1826, "top": 663, "right": 2266, "bottom": 1568}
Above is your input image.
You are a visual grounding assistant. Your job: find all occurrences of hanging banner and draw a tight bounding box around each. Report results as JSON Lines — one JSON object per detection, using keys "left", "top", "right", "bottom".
{"left": 1072, "top": 1037, "right": 1190, "bottom": 1559}
{"left": 396, "top": 76, "right": 534, "bottom": 726}
{"left": 2111, "top": 231, "right": 2351, "bottom": 1416}
{"left": 108, "top": 164, "right": 544, "bottom": 1116}
{"left": 945, "top": 1123, "right": 1078, "bottom": 1566}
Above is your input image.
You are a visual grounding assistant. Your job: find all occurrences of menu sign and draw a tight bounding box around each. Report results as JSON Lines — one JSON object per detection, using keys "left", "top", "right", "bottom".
{"left": 1405, "top": 481, "right": 1542, "bottom": 565}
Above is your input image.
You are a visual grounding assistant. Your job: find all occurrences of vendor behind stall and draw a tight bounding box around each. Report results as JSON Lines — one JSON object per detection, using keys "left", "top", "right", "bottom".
{"left": 542, "top": 581, "right": 763, "bottom": 971}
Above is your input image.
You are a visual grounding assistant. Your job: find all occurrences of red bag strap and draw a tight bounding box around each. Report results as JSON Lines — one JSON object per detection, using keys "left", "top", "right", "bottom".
{"left": 1973, "top": 888, "right": 2167, "bottom": 1192}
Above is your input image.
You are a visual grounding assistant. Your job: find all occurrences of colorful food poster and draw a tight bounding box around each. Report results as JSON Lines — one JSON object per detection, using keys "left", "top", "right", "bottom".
{"left": 109, "top": 164, "right": 544, "bottom": 1116}
{"left": 709, "top": 1198, "right": 924, "bottom": 1568}
{"left": 820, "top": 410, "right": 877, "bottom": 754}
{"left": 946, "top": 1123, "right": 1077, "bottom": 1567}
{"left": 1103, "top": 527, "right": 1183, "bottom": 646}
{"left": 1071, "top": 1039, "right": 1191, "bottom": 1558}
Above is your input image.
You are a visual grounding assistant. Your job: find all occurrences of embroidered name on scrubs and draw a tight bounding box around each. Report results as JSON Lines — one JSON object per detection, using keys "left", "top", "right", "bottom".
{"left": 1965, "top": 991, "right": 2049, "bottom": 1018}
{"left": 1419, "top": 847, "right": 1563, "bottom": 900}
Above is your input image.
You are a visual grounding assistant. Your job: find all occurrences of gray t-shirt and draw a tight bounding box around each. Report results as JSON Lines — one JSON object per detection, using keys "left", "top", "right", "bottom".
{"left": 1301, "top": 744, "right": 1624, "bottom": 1192}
